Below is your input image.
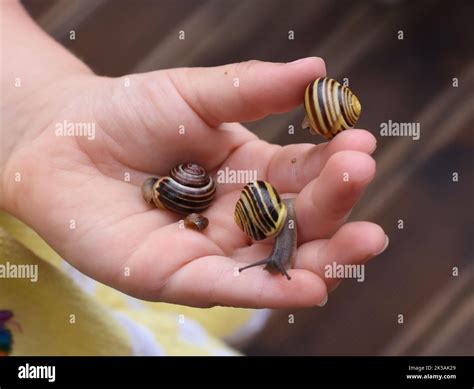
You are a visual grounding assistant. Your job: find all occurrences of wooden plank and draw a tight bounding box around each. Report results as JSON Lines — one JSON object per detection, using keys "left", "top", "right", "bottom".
{"left": 382, "top": 265, "right": 473, "bottom": 355}
{"left": 21, "top": 0, "right": 57, "bottom": 18}
{"left": 36, "top": 0, "right": 107, "bottom": 39}
{"left": 352, "top": 64, "right": 474, "bottom": 221}
{"left": 134, "top": 0, "right": 243, "bottom": 71}
{"left": 61, "top": 0, "right": 203, "bottom": 76}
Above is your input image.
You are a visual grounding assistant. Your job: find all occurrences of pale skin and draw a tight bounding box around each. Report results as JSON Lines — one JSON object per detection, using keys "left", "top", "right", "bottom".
{"left": 0, "top": 1, "right": 388, "bottom": 309}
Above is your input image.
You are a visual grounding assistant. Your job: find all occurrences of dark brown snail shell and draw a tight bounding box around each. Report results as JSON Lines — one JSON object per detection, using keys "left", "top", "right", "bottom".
{"left": 142, "top": 162, "right": 216, "bottom": 215}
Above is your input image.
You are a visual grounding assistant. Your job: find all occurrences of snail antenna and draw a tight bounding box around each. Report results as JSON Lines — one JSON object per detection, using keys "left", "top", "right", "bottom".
{"left": 238, "top": 258, "right": 272, "bottom": 273}
{"left": 277, "top": 264, "right": 291, "bottom": 280}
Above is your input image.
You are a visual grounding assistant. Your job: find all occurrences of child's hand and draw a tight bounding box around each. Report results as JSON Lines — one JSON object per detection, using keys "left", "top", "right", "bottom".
{"left": 1, "top": 0, "right": 387, "bottom": 309}
{"left": 1, "top": 57, "right": 387, "bottom": 308}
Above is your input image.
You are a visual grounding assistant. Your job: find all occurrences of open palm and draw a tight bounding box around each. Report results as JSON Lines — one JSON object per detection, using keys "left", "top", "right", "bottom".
{"left": 3, "top": 58, "right": 386, "bottom": 308}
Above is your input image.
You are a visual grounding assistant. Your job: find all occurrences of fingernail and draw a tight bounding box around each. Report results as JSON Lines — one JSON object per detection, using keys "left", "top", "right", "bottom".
{"left": 374, "top": 234, "right": 389, "bottom": 255}
{"left": 287, "top": 56, "right": 321, "bottom": 65}
{"left": 369, "top": 138, "right": 378, "bottom": 154}
{"left": 317, "top": 294, "right": 328, "bottom": 307}
{"left": 329, "top": 280, "right": 342, "bottom": 293}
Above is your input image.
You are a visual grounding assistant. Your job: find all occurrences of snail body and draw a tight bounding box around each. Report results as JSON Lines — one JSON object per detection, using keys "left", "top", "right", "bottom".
{"left": 142, "top": 162, "right": 216, "bottom": 215}
{"left": 234, "top": 181, "right": 297, "bottom": 280}
{"left": 302, "top": 77, "right": 361, "bottom": 139}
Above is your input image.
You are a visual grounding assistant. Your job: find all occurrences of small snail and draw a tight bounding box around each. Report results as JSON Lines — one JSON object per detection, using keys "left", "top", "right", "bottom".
{"left": 302, "top": 77, "right": 361, "bottom": 139}
{"left": 142, "top": 162, "right": 216, "bottom": 231}
{"left": 184, "top": 213, "right": 209, "bottom": 232}
{"left": 234, "top": 181, "right": 297, "bottom": 280}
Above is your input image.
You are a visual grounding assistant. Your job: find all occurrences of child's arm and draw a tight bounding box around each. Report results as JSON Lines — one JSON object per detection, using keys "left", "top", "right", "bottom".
{"left": 1, "top": 0, "right": 91, "bottom": 184}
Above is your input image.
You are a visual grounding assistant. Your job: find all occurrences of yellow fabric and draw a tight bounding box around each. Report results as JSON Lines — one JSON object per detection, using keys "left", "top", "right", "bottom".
{"left": 0, "top": 211, "right": 259, "bottom": 355}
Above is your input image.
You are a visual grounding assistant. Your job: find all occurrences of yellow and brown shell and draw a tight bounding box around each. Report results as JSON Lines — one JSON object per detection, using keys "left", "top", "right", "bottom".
{"left": 234, "top": 181, "right": 287, "bottom": 241}
{"left": 302, "top": 77, "right": 361, "bottom": 139}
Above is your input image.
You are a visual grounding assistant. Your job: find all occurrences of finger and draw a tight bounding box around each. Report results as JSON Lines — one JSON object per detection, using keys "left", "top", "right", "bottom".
{"left": 167, "top": 57, "right": 326, "bottom": 126}
{"left": 295, "top": 222, "right": 388, "bottom": 291}
{"left": 216, "top": 129, "right": 376, "bottom": 195}
{"left": 111, "top": 75, "right": 257, "bottom": 175}
{"left": 296, "top": 150, "right": 376, "bottom": 243}
{"left": 158, "top": 255, "right": 328, "bottom": 309}
{"left": 267, "top": 129, "right": 377, "bottom": 193}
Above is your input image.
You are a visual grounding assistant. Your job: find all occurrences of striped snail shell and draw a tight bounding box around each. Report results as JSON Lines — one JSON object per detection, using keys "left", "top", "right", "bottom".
{"left": 234, "top": 181, "right": 287, "bottom": 241}
{"left": 142, "top": 162, "right": 216, "bottom": 215}
{"left": 234, "top": 181, "right": 297, "bottom": 280}
{"left": 302, "top": 77, "right": 361, "bottom": 139}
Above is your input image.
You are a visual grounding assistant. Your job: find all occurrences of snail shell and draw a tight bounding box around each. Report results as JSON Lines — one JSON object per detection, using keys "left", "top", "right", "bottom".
{"left": 234, "top": 181, "right": 287, "bottom": 241}
{"left": 302, "top": 77, "right": 361, "bottom": 139}
{"left": 143, "top": 162, "right": 216, "bottom": 215}
{"left": 184, "top": 213, "right": 209, "bottom": 231}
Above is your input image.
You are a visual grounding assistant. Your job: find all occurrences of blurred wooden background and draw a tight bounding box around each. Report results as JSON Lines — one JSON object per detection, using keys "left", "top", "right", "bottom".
{"left": 22, "top": 0, "right": 473, "bottom": 355}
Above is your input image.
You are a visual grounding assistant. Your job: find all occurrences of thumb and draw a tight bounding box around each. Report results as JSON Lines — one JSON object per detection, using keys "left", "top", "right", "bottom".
{"left": 164, "top": 57, "right": 326, "bottom": 127}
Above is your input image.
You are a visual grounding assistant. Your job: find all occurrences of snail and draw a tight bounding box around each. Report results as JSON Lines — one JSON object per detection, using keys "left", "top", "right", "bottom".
{"left": 184, "top": 213, "right": 209, "bottom": 232}
{"left": 142, "top": 162, "right": 216, "bottom": 231}
{"left": 234, "top": 181, "right": 297, "bottom": 280}
{"left": 302, "top": 77, "right": 361, "bottom": 139}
